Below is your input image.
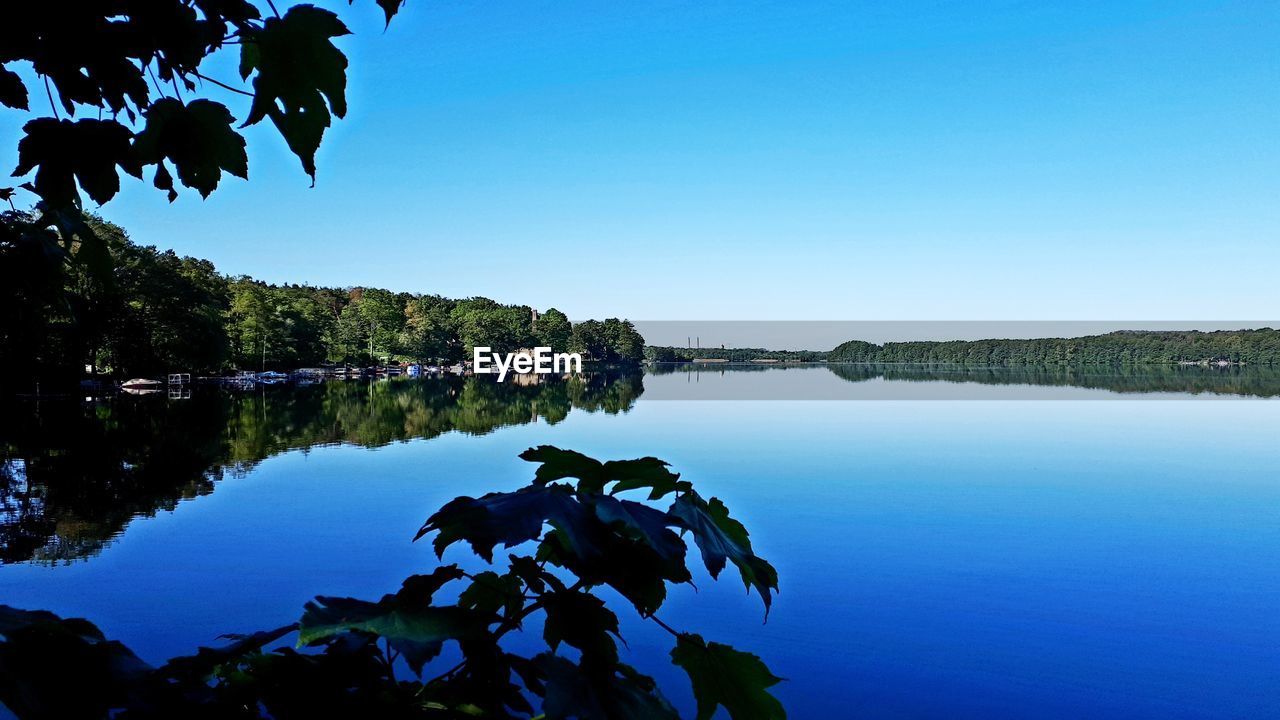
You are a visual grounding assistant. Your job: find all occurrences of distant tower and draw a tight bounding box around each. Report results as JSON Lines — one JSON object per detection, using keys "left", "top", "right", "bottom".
{"left": 531, "top": 308, "right": 539, "bottom": 329}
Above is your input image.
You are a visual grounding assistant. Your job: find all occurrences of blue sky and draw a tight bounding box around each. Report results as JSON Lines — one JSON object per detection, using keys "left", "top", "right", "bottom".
{"left": 4, "top": 0, "right": 1278, "bottom": 320}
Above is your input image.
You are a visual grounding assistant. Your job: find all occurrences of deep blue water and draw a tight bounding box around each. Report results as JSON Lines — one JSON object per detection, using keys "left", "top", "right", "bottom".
{"left": 2, "top": 371, "right": 1277, "bottom": 717}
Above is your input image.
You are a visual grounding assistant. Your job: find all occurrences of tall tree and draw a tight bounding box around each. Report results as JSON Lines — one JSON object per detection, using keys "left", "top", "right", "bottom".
{"left": 536, "top": 308, "right": 573, "bottom": 350}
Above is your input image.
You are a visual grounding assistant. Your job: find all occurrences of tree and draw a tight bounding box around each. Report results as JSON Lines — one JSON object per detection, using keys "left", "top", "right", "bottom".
{"left": 603, "top": 318, "right": 645, "bottom": 363}
{"left": 402, "top": 295, "right": 458, "bottom": 362}
{"left": 570, "top": 319, "right": 609, "bottom": 361}
{"left": 537, "top": 307, "right": 573, "bottom": 351}
{"left": 227, "top": 278, "right": 282, "bottom": 370}
{"left": 357, "top": 287, "right": 406, "bottom": 361}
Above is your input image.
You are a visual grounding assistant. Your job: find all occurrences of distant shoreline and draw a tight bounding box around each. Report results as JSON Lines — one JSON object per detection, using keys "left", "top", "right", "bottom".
{"left": 647, "top": 328, "right": 1280, "bottom": 366}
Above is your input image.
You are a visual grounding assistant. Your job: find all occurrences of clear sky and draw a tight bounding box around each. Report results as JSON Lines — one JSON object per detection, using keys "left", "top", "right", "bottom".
{"left": 4, "top": 0, "right": 1278, "bottom": 321}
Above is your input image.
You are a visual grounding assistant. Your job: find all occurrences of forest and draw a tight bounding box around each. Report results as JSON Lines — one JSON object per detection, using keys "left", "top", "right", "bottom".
{"left": 828, "top": 330, "right": 1280, "bottom": 365}
{"left": 0, "top": 213, "right": 645, "bottom": 389}
{"left": 645, "top": 346, "right": 827, "bottom": 362}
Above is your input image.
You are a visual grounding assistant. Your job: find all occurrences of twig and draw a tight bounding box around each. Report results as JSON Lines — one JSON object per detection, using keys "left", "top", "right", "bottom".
{"left": 648, "top": 614, "right": 681, "bottom": 638}
{"left": 147, "top": 62, "right": 168, "bottom": 99}
{"left": 42, "top": 76, "right": 60, "bottom": 119}
{"left": 193, "top": 71, "right": 255, "bottom": 97}
{"left": 266, "top": 0, "right": 281, "bottom": 17}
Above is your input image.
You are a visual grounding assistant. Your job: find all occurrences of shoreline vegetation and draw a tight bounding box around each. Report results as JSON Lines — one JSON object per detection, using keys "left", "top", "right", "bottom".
{"left": 646, "top": 328, "right": 1280, "bottom": 366}
{"left": 1, "top": 215, "right": 644, "bottom": 393}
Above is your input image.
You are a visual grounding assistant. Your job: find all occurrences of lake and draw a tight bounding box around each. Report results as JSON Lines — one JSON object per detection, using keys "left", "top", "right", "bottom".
{"left": 2, "top": 365, "right": 1277, "bottom": 718}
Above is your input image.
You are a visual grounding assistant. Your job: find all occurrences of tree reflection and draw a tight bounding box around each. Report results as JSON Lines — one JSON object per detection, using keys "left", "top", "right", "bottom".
{"left": 0, "top": 372, "right": 642, "bottom": 564}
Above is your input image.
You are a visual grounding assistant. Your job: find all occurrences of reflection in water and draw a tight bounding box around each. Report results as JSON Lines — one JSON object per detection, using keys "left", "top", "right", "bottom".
{"left": 6, "top": 363, "right": 1278, "bottom": 564}
{"left": 828, "top": 363, "right": 1280, "bottom": 396}
{"left": 654, "top": 362, "right": 1280, "bottom": 397}
{"left": 0, "top": 372, "right": 642, "bottom": 564}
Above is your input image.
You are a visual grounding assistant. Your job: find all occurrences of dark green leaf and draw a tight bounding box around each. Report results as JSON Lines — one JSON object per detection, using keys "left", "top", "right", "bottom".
{"left": 670, "top": 492, "right": 779, "bottom": 614}
{"left": 133, "top": 98, "right": 248, "bottom": 199}
{"left": 353, "top": 0, "right": 406, "bottom": 27}
{"left": 459, "top": 571, "right": 524, "bottom": 621}
{"left": 539, "top": 525, "right": 690, "bottom": 617}
{"left": 593, "top": 494, "right": 687, "bottom": 563}
{"left": 240, "top": 4, "right": 350, "bottom": 181}
{"left": 522, "top": 446, "right": 689, "bottom": 497}
{"left": 417, "top": 484, "right": 589, "bottom": 562}
{"left": 298, "top": 568, "right": 480, "bottom": 675}
{"left": 521, "top": 445, "right": 606, "bottom": 490}
{"left": 671, "top": 633, "right": 786, "bottom": 720}
{"left": 0, "top": 66, "right": 28, "bottom": 110}
{"left": 13, "top": 118, "right": 140, "bottom": 207}
{"left": 605, "top": 457, "right": 688, "bottom": 499}
{"left": 159, "top": 624, "right": 295, "bottom": 680}
{"left": 542, "top": 591, "right": 621, "bottom": 664}
{"left": 537, "top": 655, "right": 679, "bottom": 720}
{"left": 0, "top": 606, "right": 152, "bottom": 718}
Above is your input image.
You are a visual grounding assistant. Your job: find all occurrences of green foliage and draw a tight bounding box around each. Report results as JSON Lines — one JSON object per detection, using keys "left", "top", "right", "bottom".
{"left": 0, "top": 214, "right": 646, "bottom": 386}
{"left": 646, "top": 346, "right": 828, "bottom": 363}
{"left": 672, "top": 634, "right": 787, "bottom": 720}
{"left": 827, "top": 330, "right": 1280, "bottom": 365}
{"left": 0, "top": 448, "right": 786, "bottom": 718}
{"left": 132, "top": 98, "right": 248, "bottom": 200}
{"left": 240, "top": 4, "right": 351, "bottom": 182}
{"left": 572, "top": 318, "right": 646, "bottom": 363}
{"left": 4, "top": 1, "right": 401, "bottom": 211}
{"left": 14, "top": 118, "right": 140, "bottom": 206}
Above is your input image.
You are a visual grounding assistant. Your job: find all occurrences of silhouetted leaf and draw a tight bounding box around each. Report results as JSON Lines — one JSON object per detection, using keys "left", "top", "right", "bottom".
{"left": 522, "top": 445, "right": 606, "bottom": 489}
{"left": 542, "top": 591, "right": 622, "bottom": 664}
{"left": 508, "top": 554, "right": 553, "bottom": 595}
{"left": 671, "top": 633, "right": 786, "bottom": 720}
{"left": 417, "top": 484, "right": 588, "bottom": 562}
{"left": 537, "top": 655, "right": 679, "bottom": 719}
{"left": 0, "top": 606, "right": 152, "bottom": 718}
{"left": 240, "top": 4, "right": 350, "bottom": 181}
{"left": 159, "top": 624, "right": 295, "bottom": 680}
{"left": 152, "top": 162, "right": 178, "bottom": 202}
{"left": 539, "top": 524, "right": 691, "bottom": 617}
{"left": 133, "top": 98, "right": 248, "bottom": 199}
{"left": 13, "top": 118, "right": 140, "bottom": 207}
{"left": 298, "top": 568, "right": 480, "bottom": 675}
{"left": 523, "top": 445, "right": 689, "bottom": 497}
{"left": 459, "top": 571, "right": 524, "bottom": 621}
{"left": 594, "top": 494, "right": 687, "bottom": 563}
{"left": 605, "top": 457, "right": 688, "bottom": 499}
{"left": 670, "top": 491, "right": 779, "bottom": 614}
{"left": 354, "top": 0, "right": 407, "bottom": 27}
{"left": 0, "top": 66, "right": 28, "bottom": 110}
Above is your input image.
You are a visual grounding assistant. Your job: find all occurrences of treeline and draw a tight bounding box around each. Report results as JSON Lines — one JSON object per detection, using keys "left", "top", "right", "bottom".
{"left": 645, "top": 346, "right": 827, "bottom": 362}
{"left": 1, "top": 214, "right": 644, "bottom": 387}
{"left": 828, "top": 330, "right": 1280, "bottom": 365}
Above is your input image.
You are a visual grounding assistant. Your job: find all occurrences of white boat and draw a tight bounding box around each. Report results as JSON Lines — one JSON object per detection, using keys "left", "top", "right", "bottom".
{"left": 121, "top": 378, "right": 163, "bottom": 390}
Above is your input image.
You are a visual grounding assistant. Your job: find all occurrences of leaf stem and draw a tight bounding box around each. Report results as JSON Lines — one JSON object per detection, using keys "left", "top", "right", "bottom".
{"left": 193, "top": 71, "right": 255, "bottom": 98}
{"left": 42, "top": 76, "right": 60, "bottom": 120}
{"left": 648, "top": 614, "right": 681, "bottom": 638}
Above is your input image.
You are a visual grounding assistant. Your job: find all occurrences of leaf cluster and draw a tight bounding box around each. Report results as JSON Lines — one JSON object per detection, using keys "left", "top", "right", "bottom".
{"left": 0, "top": 448, "right": 785, "bottom": 719}
{"left": 2, "top": 1, "right": 405, "bottom": 212}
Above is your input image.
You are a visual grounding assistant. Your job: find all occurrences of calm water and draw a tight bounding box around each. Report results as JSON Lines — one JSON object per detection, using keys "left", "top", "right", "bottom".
{"left": 2, "top": 366, "right": 1278, "bottom": 718}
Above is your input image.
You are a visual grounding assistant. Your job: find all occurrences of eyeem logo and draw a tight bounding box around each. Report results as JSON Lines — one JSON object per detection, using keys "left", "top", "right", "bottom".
{"left": 473, "top": 347, "right": 583, "bottom": 382}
